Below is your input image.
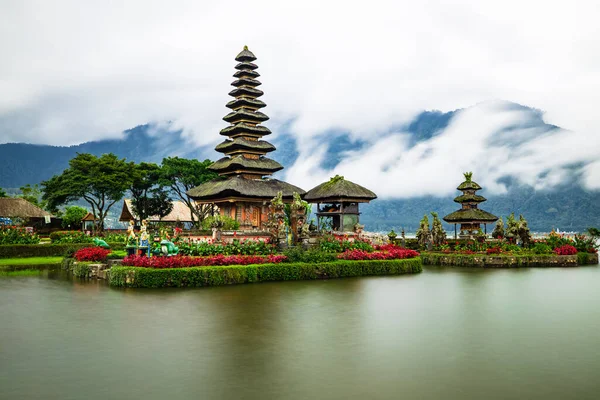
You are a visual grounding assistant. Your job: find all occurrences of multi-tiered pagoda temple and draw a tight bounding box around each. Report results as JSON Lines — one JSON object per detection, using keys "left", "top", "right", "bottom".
{"left": 188, "top": 46, "right": 305, "bottom": 230}
{"left": 443, "top": 172, "right": 498, "bottom": 238}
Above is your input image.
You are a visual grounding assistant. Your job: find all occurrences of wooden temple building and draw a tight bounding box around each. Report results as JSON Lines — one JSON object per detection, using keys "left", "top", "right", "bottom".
{"left": 187, "top": 46, "right": 305, "bottom": 230}
{"left": 304, "top": 175, "right": 376, "bottom": 232}
{"left": 443, "top": 172, "right": 498, "bottom": 238}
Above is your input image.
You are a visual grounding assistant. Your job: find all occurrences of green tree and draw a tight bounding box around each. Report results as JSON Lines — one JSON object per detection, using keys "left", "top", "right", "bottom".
{"left": 61, "top": 206, "right": 89, "bottom": 229}
{"left": 492, "top": 217, "right": 505, "bottom": 239}
{"left": 0, "top": 187, "right": 7, "bottom": 197}
{"left": 160, "top": 157, "right": 220, "bottom": 228}
{"left": 430, "top": 212, "right": 446, "bottom": 246}
{"left": 416, "top": 214, "right": 431, "bottom": 247}
{"left": 42, "top": 153, "right": 134, "bottom": 232}
{"left": 19, "top": 184, "right": 46, "bottom": 209}
{"left": 130, "top": 162, "right": 173, "bottom": 222}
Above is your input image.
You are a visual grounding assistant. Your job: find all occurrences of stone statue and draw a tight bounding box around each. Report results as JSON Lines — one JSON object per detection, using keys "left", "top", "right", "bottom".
{"left": 266, "top": 191, "right": 287, "bottom": 246}
{"left": 126, "top": 220, "right": 137, "bottom": 247}
{"left": 139, "top": 220, "right": 149, "bottom": 248}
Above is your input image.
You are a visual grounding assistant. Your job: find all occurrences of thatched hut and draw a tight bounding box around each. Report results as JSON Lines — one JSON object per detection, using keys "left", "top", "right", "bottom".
{"left": 304, "top": 175, "right": 377, "bottom": 232}
{"left": 0, "top": 198, "right": 61, "bottom": 231}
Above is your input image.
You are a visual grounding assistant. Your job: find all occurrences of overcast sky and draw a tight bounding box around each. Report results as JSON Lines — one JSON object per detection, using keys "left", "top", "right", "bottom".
{"left": 1, "top": 0, "right": 599, "bottom": 196}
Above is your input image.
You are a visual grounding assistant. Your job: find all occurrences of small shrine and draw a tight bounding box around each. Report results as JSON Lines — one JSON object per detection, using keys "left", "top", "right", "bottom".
{"left": 304, "top": 175, "right": 377, "bottom": 232}
{"left": 443, "top": 172, "right": 498, "bottom": 238}
{"left": 187, "top": 46, "right": 305, "bottom": 230}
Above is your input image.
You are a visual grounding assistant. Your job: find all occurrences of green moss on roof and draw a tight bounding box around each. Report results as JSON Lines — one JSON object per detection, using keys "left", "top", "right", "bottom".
{"left": 443, "top": 208, "right": 498, "bottom": 223}
{"left": 220, "top": 123, "right": 271, "bottom": 137}
{"left": 226, "top": 98, "right": 266, "bottom": 110}
{"left": 235, "top": 46, "right": 257, "bottom": 62}
{"left": 187, "top": 176, "right": 305, "bottom": 200}
{"left": 453, "top": 194, "right": 487, "bottom": 203}
{"left": 231, "top": 78, "right": 261, "bottom": 87}
{"left": 209, "top": 155, "right": 283, "bottom": 173}
{"left": 223, "top": 109, "right": 269, "bottom": 124}
{"left": 229, "top": 86, "right": 264, "bottom": 98}
{"left": 215, "top": 138, "right": 275, "bottom": 153}
{"left": 304, "top": 175, "right": 377, "bottom": 202}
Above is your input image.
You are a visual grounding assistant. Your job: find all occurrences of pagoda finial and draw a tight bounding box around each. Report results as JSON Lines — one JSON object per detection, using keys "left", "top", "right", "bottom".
{"left": 244, "top": 45, "right": 248, "bottom": 50}
{"left": 463, "top": 172, "right": 473, "bottom": 182}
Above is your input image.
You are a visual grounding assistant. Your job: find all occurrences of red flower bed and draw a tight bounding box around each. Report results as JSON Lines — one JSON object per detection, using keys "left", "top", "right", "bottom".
{"left": 553, "top": 245, "right": 578, "bottom": 255}
{"left": 339, "top": 245, "right": 419, "bottom": 261}
{"left": 74, "top": 247, "right": 111, "bottom": 262}
{"left": 486, "top": 247, "right": 502, "bottom": 255}
{"left": 122, "top": 254, "right": 288, "bottom": 269}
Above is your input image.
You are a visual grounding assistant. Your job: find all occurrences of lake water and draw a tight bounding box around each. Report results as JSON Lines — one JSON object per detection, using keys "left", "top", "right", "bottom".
{"left": 1, "top": 266, "right": 600, "bottom": 400}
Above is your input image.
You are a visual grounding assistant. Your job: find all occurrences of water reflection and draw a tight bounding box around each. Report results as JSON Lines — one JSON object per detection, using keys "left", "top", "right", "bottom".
{"left": 1, "top": 267, "right": 600, "bottom": 400}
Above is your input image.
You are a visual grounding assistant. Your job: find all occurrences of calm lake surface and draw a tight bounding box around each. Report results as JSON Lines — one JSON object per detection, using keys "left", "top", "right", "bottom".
{"left": 2, "top": 266, "right": 600, "bottom": 400}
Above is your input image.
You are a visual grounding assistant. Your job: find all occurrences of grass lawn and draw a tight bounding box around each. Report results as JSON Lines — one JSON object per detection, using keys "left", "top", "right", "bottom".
{"left": 0, "top": 269, "right": 46, "bottom": 276}
{"left": 0, "top": 257, "right": 63, "bottom": 266}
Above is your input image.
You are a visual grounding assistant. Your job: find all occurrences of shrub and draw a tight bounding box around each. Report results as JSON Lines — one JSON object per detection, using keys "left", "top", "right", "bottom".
{"left": 554, "top": 245, "right": 577, "bottom": 255}
{"left": 202, "top": 215, "right": 240, "bottom": 230}
{"left": 109, "top": 258, "right": 423, "bottom": 288}
{"left": 531, "top": 242, "right": 553, "bottom": 254}
{"left": 50, "top": 231, "right": 93, "bottom": 244}
{"left": 122, "top": 254, "right": 287, "bottom": 268}
{"left": 178, "top": 238, "right": 276, "bottom": 256}
{"left": 283, "top": 247, "right": 337, "bottom": 263}
{"left": 74, "top": 247, "right": 111, "bottom": 262}
{"left": 0, "top": 225, "right": 40, "bottom": 245}
{"left": 338, "top": 245, "right": 419, "bottom": 261}
{"left": 486, "top": 247, "right": 502, "bottom": 255}
{"left": 319, "top": 235, "right": 374, "bottom": 253}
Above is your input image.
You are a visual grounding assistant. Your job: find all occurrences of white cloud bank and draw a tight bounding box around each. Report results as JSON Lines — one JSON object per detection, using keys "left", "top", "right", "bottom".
{"left": 0, "top": 0, "right": 599, "bottom": 194}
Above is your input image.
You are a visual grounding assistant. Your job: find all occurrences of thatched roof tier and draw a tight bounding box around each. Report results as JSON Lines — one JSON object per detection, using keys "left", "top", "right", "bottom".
{"left": 81, "top": 212, "right": 97, "bottom": 221}
{"left": 0, "top": 198, "right": 53, "bottom": 218}
{"left": 453, "top": 194, "right": 487, "bottom": 203}
{"left": 234, "top": 69, "right": 260, "bottom": 79}
{"left": 304, "top": 175, "right": 377, "bottom": 203}
{"left": 223, "top": 109, "right": 269, "bottom": 124}
{"left": 215, "top": 138, "right": 275, "bottom": 154}
{"left": 229, "top": 86, "right": 264, "bottom": 98}
{"left": 119, "top": 199, "right": 195, "bottom": 223}
{"left": 235, "top": 62, "right": 258, "bottom": 71}
{"left": 220, "top": 123, "right": 271, "bottom": 137}
{"left": 226, "top": 97, "right": 266, "bottom": 110}
{"left": 231, "top": 78, "right": 261, "bottom": 88}
{"left": 188, "top": 176, "right": 305, "bottom": 202}
{"left": 443, "top": 209, "right": 498, "bottom": 223}
{"left": 208, "top": 155, "right": 283, "bottom": 175}
{"left": 457, "top": 180, "right": 482, "bottom": 191}
{"left": 235, "top": 46, "right": 257, "bottom": 62}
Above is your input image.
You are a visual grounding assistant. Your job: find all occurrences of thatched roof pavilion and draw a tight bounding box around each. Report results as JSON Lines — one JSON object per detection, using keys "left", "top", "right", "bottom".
{"left": 187, "top": 46, "right": 305, "bottom": 230}
{"left": 0, "top": 198, "right": 53, "bottom": 219}
{"left": 443, "top": 172, "right": 498, "bottom": 238}
{"left": 0, "top": 198, "right": 61, "bottom": 231}
{"left": 304, "top": 175, "right": 376, "bottom": 232}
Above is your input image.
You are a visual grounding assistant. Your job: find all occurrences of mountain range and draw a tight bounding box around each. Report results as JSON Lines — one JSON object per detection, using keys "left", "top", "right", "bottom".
{"left": 1, "top": 104, "right": 599, "bottom": 232}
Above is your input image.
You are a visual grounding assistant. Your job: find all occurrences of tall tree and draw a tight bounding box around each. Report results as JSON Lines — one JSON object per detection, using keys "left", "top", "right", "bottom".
{"left": 0, "top": 187, "right": 7, "bottom": 198}
{"left": 42, "top": 153, "right": 134, "bottom": 232}
{"left": 61, "top": 206, "right": 88, "bottom": 229}
{"left": 129, "top": 162, "right": 172, "bottom": 221}
{"left": 19, "top": 184, "right": 46, "bottom": 209}
{"left": 160, "top": 157, "right": 219, "bottom": 228}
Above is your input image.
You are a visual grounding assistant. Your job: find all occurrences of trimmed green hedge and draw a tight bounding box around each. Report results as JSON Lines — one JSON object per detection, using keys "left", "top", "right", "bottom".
{"left": 420, "top": 252, "right": 598, "bottom": 268}
{"left": 109, "top": 258, "right": 423, "bottom": 288}
{"left": 0, "top": 243, "right": 125, "bottom": 258}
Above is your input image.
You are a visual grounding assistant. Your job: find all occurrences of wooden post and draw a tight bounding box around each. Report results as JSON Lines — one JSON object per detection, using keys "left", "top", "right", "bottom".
{"left": 454, "top": 224, "right": 457, "bottom": 239}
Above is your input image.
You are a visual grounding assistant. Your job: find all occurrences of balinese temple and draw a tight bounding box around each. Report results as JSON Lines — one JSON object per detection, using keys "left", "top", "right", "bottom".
{"left": 443, "top": 172, "right": 498, "bottom": 238}
{"left": 187, "top": 46, "right": 305, "bottom": 230}
{"left": 304, "top": 175, "right": 377, "bottom": 232}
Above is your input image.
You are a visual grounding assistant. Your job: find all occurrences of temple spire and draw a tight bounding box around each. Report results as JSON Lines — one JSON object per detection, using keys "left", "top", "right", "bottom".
{"left": 210, "top": 47, "right": 283, "bottom": 179}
